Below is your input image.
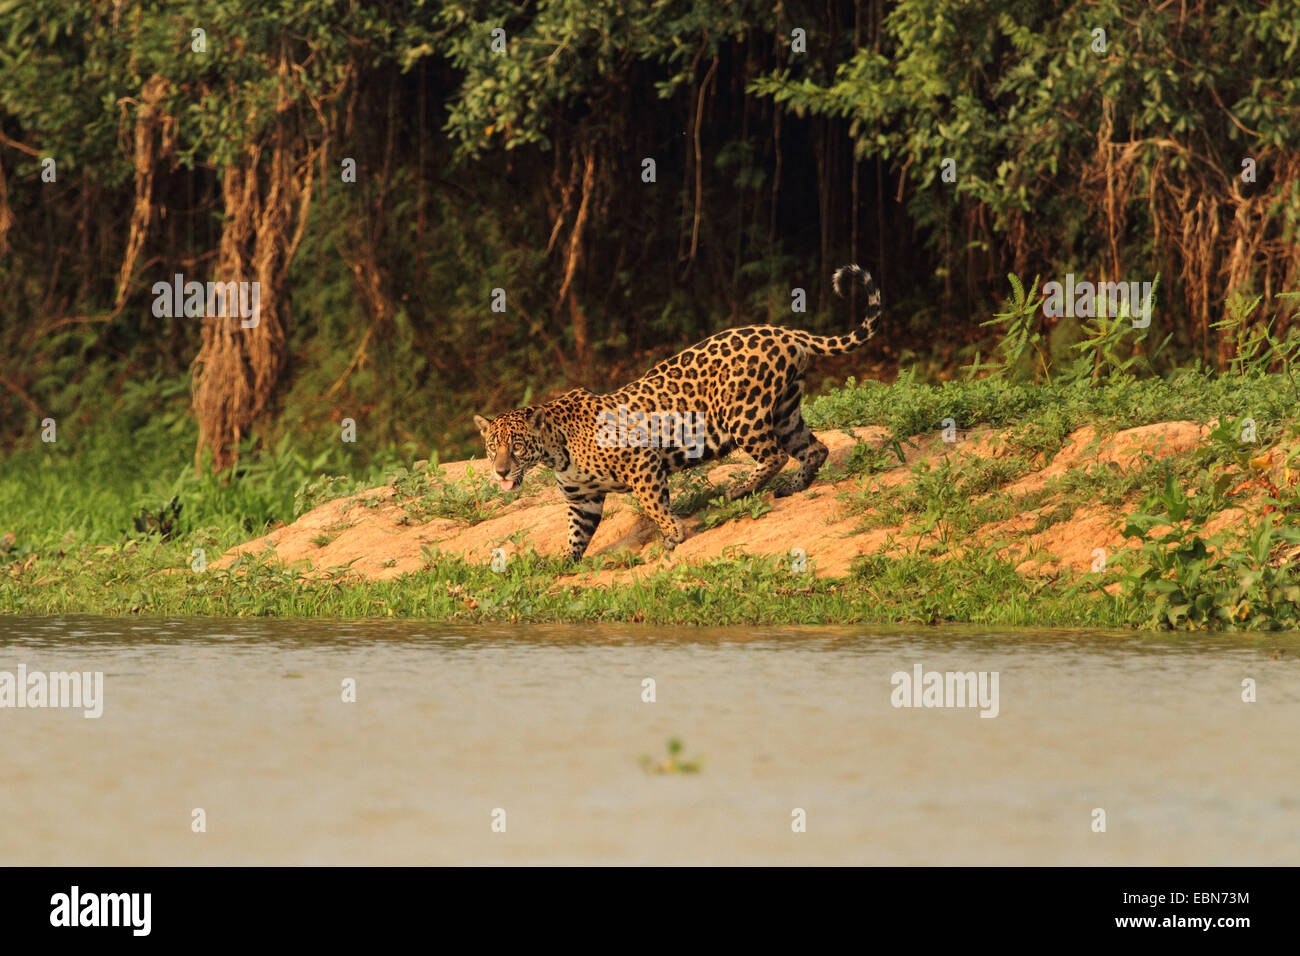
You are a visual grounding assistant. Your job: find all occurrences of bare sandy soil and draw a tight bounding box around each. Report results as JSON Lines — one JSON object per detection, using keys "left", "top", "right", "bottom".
{"left": 216, "top": 420, "right": 1293, "bottom": 584}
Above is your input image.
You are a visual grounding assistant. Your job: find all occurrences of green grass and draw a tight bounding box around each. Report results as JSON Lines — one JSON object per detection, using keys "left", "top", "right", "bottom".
{"left": 804, "top": 368, "right": 1300, "bottom": 450}
{"left": 0, "top": 543, "right": 1123, "bottom": 626}
{"left": 845, "top": 451, "right": 1037, "bottom": 534}
{"left": 0, "top": 375, "right": 403, "bottom": 560}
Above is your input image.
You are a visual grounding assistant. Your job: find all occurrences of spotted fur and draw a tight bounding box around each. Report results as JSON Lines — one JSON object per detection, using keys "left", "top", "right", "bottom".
{"left": 474, "top": 264, "right": 882, "bottom": 559}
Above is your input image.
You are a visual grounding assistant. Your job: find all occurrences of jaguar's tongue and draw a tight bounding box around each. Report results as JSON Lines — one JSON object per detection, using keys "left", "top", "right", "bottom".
{"left": 498, "top": 477, "right": 516, "bottom": 492}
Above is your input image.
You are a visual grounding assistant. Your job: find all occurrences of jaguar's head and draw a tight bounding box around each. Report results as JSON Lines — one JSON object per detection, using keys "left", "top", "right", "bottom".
{"left": 473, "top": 407, "right": 555, "bottom": 491}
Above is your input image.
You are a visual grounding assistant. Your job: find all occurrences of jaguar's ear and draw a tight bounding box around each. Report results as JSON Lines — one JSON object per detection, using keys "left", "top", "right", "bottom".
{"left": 528, "top": 407, "right": 548, "bottom": 433}
{"left": 473, "top": 414, "right": 491, "bottom": 437}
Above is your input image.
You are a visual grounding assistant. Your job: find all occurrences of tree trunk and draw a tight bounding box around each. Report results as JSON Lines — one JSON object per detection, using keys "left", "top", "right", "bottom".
{"left": 190, "top": 58, "right": 315, "bottom": 471}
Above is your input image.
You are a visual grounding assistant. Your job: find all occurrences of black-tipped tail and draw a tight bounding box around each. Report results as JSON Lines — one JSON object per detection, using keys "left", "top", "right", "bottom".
{"left": 807, "top": 264, "right": 881, "bottom": 354}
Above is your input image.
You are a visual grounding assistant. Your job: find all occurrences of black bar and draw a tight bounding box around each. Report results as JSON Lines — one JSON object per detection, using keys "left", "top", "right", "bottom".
{"left": 1, "top": 867, "right": 1283, "bottom": 942}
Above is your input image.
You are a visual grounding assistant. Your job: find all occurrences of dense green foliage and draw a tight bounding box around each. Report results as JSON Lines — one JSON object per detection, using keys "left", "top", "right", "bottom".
{"left": 2, "top": 1, "right": 1298, "bottom": 462}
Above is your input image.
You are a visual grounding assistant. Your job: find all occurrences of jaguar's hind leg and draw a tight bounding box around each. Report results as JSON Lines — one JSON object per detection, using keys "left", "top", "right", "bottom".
{"left": 774, "top": 407, "right": 828, "bottom": 497}
{"left": 725, "top": 414, "right": 789, "bottom": 499}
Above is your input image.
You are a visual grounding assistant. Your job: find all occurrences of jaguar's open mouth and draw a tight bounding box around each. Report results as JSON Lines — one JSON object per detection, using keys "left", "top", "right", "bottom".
{"left": 497, "top": 477, "right": 517, "bottom": 492}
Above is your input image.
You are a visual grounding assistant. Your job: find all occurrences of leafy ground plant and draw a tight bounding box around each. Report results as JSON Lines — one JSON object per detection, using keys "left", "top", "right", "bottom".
{"left": 1117, "top": 474, "right": 1300, "bottom": 629}
{"left": 698, "top": 492, "right": 773, "bottom": 530}
{"left": 391, "top": 461, "right": 522, "bottom": 524}
{"left": 640, "top": 738, "right": 702, "bottom": 775}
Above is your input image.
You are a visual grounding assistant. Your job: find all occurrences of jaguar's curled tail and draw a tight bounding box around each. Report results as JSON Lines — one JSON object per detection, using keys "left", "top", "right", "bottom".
{"left": 803, "top": 264, "right": 882, "bottom": 356}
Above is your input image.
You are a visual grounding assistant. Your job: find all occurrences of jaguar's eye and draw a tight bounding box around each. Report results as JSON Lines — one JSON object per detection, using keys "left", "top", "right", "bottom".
{"left": 512, "top": 441, "right": 523, "bottom": 453}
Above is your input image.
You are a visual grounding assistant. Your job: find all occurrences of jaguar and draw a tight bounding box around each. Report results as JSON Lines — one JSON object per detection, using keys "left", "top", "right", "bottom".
{"left": 473, "top": 264, "right": 881, "bottom": 559}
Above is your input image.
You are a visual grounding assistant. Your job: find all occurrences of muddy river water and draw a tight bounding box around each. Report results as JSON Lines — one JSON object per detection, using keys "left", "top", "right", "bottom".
{"left": 2, "top": 616, "right": 1296, "bottom": 864}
